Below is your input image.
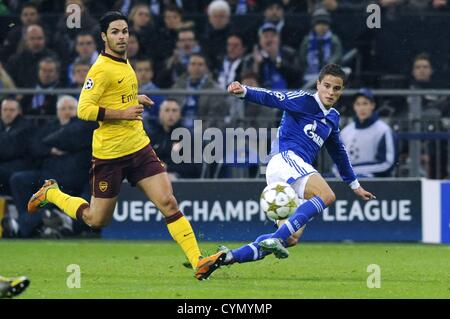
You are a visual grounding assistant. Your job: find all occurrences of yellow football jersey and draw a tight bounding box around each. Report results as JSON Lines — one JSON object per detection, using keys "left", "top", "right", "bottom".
{"left": 78, "top": 52, "right": 150, "bottom": 159}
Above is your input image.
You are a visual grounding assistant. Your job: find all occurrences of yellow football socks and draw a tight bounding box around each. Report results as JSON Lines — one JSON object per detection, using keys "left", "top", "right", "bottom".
{"left": 166, "top": 212, "right": 202, "bottom": 268}
{"left": 47, "top": 188, "right": 89, "bottom": 220}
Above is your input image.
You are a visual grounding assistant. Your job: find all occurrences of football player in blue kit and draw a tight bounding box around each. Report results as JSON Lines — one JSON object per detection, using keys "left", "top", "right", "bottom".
{"left": 194, "top": 64, "right": 375, "bottom": 280}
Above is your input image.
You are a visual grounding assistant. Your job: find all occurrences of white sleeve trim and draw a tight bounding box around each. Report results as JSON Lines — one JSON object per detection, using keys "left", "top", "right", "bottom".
{"left": 349, "top": 180, "right": 360, "bottom": 190}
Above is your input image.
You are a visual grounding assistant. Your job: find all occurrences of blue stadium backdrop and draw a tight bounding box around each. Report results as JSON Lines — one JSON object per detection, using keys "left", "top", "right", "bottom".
{"left": 102, "top": 179, "right": 440, "bottom": 242}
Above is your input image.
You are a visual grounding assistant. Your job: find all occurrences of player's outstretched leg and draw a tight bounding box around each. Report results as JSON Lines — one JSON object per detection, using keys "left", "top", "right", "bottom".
{"left": 259, "top": 238, "right": 289, "bottom": 258}
{"left": 28, "top": 179, "right": 89, "bottom": 220}
{"left": 195, "top": 222, "right": 308, "bottom": 280}
{"left": 219, "top": 222, "right": 307, "bottom": 264}
{"left": 258, "top": 197, "right": 326, "bottom": 252}
{"left": 194, "top": 224, "right": 307, "bottom": 279}
{"left": 261, "top": 174, "right": 334, "bottom": 249}
{"left": 194, "top": 233, "right": 281, "bottom": 280}
{"left": 226, "top": 233, "right": 279, "bottom": 263}
{"left": 0, "top": 276, "right": 30, "bottom": 298}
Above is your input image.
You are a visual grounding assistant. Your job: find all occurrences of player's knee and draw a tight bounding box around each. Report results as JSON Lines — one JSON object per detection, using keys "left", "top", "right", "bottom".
{"left": 158, "top": 194, "right": 178, "bottom": 212}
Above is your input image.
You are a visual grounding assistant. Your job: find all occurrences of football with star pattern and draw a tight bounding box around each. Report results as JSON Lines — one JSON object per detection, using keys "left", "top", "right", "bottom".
{"left": 260, "top": 182, "right": 299, "bottom": 220}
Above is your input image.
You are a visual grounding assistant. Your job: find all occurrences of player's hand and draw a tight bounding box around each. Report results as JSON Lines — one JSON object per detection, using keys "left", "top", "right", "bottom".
{"left": 122, "top": 104, "right": 144, "bottom": 120}
{"left": 353, "top": 187, "right": 376, "bottom": 201}
{"left": 228, "top": 81, "right": 245, "bottom": 95}
{"left": 138, "top": 95, "right": 154, "bottom": 107}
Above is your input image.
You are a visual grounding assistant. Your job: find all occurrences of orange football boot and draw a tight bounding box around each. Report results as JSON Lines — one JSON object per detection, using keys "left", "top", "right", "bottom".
{"left": 27, "top": 179, "right": 59, "bottom": 213}
{"left": 194, "top": 251, "right": 226, "bottom": 280}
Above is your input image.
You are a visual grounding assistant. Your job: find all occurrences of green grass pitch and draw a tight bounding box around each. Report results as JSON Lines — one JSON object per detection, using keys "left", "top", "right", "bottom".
{"left": 0, "top": 241, "right": 449, "bottom": 298}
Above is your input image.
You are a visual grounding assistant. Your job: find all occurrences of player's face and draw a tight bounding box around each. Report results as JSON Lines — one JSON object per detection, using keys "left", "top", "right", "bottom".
{"left": 353, "top": 96, "right": 375, "bottom": 122}
{"left": 104, "top": 20, "right": 129, "bottom": 56}
{"left": 316, "top": 75, "right": 344, "bottom": 108}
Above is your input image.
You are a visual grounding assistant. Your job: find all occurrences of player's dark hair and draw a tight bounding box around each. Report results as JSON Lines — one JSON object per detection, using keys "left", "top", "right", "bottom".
{"left": 100, "top": 11, "right": 128, "bottom": 34}
{"left": 318, "top": 63, "right": 346, "bottom": 83}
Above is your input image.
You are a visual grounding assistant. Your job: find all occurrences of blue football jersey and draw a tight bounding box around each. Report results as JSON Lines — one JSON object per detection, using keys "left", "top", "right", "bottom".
{"left": 242, "top": 86, "right": 358, "bottom": 187}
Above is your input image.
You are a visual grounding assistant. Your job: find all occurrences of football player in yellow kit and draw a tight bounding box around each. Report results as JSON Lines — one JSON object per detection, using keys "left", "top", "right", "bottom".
{"left": 27, "top": 12, "right": 203, "bottom": 276}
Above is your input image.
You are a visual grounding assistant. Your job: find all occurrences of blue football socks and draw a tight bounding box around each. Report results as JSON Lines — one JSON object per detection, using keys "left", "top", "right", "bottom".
{"left": 225, "top": 196, "right": 327, "bottom": 264}
{"left": 270, "top": 196, "right": 326, "bottom": 243}
{"left": 229, "top": 233, "right": 276, "bottom": 263}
